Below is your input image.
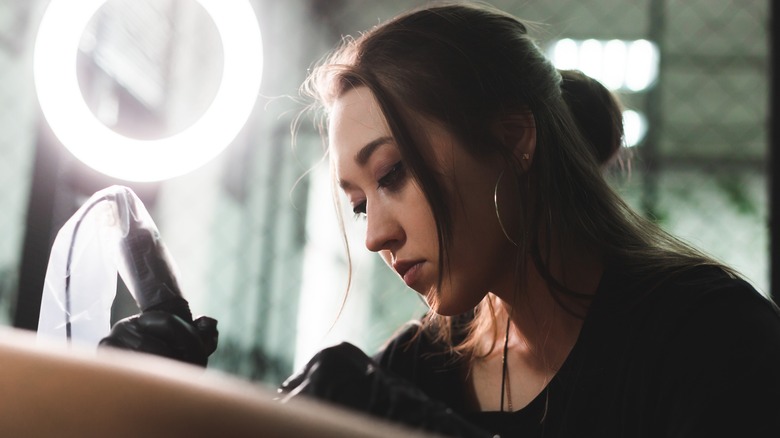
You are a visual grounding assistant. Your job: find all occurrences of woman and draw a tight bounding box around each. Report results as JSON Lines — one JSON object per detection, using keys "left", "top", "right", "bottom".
{"left": 286, "top": 2, "right": 780, "bottom": 436}
{"left": 102, "top": 2, "right": 780, "bottom": 437}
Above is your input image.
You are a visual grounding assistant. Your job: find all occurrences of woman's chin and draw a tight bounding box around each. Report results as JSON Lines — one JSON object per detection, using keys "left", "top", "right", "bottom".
{"left": 428, "top": 295, "right": 473, "bottom": 317}
{"left": 412, "top": 282, "right": 485, "bottom": 316}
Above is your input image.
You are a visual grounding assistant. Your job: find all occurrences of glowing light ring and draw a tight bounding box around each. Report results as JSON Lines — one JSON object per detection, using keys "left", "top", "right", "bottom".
{"left": 34, "top": 0, "right": 263, "bottom": 181}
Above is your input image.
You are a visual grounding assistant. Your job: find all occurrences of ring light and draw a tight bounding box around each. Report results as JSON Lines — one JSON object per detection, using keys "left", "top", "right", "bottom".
{"left": 33, "top": 0, "right": 263, "bottom": 182}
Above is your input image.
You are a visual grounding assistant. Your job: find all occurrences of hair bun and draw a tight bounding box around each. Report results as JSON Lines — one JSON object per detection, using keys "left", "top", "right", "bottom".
{"left": 559, "top": 69, "right": 624, "bottom": 166}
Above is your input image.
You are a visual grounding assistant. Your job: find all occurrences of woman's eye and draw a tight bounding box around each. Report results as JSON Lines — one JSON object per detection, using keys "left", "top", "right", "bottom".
{"left": 352, "top": 201, "right": 367, "bottom": 219}
{"left": 377, "top": 161, "right": 406, "bottom": 190}
{"left": 350, "top": 162, "right": 405, "bottom": 221}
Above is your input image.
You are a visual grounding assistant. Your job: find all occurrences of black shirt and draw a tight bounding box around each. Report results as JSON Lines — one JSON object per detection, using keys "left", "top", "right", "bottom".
{"left": 375, "top": 265, "right": 780, "bottom": 437}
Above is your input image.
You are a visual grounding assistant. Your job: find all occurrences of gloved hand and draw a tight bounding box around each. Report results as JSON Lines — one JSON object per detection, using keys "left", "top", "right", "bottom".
{"left": 278, "top": 343, "right": 492, "bottom": 438}
{"left": 99, "top": 311, "right": 218, "bottom": 367}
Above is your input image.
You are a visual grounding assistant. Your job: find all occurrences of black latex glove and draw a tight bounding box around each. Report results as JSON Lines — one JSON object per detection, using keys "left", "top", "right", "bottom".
{"left": 278, "top": 342, "right": 492, "bottom": 438}
{"left": 99, "top": 311, "right": 218, "bottom": 367}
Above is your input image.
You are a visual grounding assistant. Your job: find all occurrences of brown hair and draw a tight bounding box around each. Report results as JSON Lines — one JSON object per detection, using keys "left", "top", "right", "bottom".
{"left": 302, "top": 2, "right": 732, "bottom": 359}
{"left": 560, "top": 69, "right": 625, "bottom": 167}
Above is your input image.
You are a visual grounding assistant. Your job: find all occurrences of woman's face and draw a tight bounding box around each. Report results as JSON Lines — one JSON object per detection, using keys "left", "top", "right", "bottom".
{"left": 329, "top": 87, "right": 522, "bottom": 315}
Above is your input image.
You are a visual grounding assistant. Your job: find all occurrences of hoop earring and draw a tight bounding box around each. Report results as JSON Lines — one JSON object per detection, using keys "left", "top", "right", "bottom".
{"left": 494, "top": 170, "right": 518, "bottom": 247}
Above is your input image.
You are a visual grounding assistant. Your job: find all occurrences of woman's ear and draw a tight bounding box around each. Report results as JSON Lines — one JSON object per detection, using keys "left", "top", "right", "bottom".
{"left": 496, "top": 111, "right": 536, "bottom": 170}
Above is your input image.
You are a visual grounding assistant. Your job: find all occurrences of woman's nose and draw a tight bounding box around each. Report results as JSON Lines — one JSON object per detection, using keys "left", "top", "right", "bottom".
{"left": 364, "top": 202, "right": 403, "bottom": 253}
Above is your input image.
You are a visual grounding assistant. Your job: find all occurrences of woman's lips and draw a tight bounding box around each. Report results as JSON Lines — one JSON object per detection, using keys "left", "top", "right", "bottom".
{"left": 393, "top": 260, "right": 424, "bottom": 287}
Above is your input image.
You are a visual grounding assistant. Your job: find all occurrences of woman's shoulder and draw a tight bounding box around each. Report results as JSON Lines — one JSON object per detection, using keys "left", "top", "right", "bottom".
{"left": 608, "top": 263, "right": 777, "bottom": 317}
{"left": 636, "top": 266, "right": 780, "bottom": 433}
{"left": 592, "top": 263, "right": 780, "bottom": 364}
{"left": 581, "top": 264, "right": 780, "bottom": 435}
{"left": 602, "top": 263, "right": 780, "bottom": 358}
{"left": 660, "top": 265, "right": 775, "bottom": 316}
{"left": 675, "top": 265, "right": 780, "bottom": 336}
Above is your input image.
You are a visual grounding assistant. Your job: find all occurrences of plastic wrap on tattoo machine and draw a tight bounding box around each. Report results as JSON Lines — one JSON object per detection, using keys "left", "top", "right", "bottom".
{"left": 37, "top": 185, "right": 191, "bottom": 347}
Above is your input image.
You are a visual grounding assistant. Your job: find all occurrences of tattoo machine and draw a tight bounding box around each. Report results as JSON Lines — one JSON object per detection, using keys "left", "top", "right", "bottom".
{"left": 37, "top": 185, "right": 192, "bottom": 347}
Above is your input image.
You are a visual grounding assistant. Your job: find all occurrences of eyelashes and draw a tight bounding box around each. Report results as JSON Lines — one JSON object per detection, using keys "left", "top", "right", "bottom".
{"left": 352, "top": 161, "right": 407, "bottom": 219}
{"left": 378, "top": 161, "right": 407, "bottom": 190}
{"left": 352, "top": 205, "right": 367, "bottom": 220}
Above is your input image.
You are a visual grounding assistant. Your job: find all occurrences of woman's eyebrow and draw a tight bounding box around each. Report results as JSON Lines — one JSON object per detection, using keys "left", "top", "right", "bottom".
{"left": 355, "top": 136, "right": 392, "bottom": 166}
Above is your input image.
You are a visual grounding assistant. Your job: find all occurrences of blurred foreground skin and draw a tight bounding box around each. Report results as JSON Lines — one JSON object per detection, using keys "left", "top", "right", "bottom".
{"left": 0, "top": 328, "right": 431, "bottom": 438}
